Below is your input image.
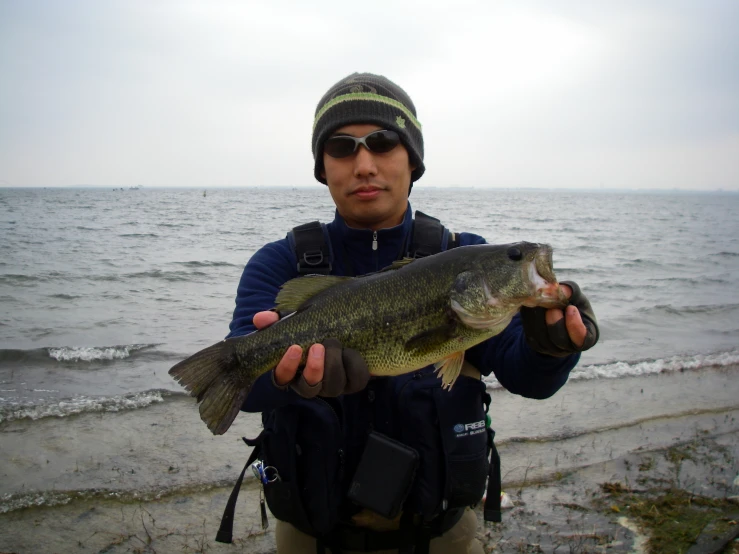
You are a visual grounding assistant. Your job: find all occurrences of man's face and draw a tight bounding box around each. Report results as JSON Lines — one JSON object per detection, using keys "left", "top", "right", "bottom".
{"left": 321, "top": 123, "right": 415, "bottom": 231}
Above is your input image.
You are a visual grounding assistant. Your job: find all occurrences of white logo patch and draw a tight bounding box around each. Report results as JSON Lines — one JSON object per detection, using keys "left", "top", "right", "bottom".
{"left": 453, "top": 419, "right": 486, "bottom": 438}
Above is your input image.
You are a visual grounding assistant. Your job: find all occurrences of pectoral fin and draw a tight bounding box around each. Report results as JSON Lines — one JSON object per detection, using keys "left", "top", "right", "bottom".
{"left": 405, "top": 323, "right": 458, "bottom": 354}
{"left": 434, "top": 351, "right": 465, "bottom": 390}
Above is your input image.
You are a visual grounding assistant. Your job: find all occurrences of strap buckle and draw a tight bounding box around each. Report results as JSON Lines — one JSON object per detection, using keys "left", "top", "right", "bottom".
{"left": 291, "top": 221, "right": 333, "bottom": 275}
{"left": 302, "top": 250, "right": 328, "bottom": 267}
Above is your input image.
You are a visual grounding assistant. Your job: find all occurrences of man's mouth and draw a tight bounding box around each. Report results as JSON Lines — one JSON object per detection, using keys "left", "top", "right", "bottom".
{"left": 351, "top": 186, "right": 384, "bottom": 199}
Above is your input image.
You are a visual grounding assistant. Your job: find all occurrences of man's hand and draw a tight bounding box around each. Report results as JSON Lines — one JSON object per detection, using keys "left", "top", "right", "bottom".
{"left": 545, "top": 284, "right": 586, "bottom": 347}
{"left": 253, "top": 311, "right": 370, "bottom": 397}
{"left": 520, "top": 281, "right": 599, "bottom": 357}
{"left": 253, "top": 311, "right": 324, "bottom": 387}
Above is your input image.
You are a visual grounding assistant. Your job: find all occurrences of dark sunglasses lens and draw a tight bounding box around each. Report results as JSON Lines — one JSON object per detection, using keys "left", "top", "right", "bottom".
{"left": 324, "top": 137, "right": 357, "bottom": 158}
{"left": 366, "top": 130, "right": 400, "bottom": 153}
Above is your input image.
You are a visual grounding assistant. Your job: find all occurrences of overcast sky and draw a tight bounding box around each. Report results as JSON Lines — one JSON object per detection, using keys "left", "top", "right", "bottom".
{"left": 1, "top": 0, "right": 737, "bottom": 190}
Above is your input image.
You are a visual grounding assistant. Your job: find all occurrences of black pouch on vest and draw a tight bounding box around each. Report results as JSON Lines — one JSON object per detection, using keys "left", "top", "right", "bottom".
{"left": 396, "top": 369, "right": 489, "bottom": 519}
{"left": 347, "top": 431, "right": 419, "bottom": 519}
{"left": 260, "top": 397, "right": 344, "bottom": 535}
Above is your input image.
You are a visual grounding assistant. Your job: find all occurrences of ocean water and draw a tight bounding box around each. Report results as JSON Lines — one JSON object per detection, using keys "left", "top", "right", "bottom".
{"left": 1, "top": 186, "right": 739, "bottom": 423}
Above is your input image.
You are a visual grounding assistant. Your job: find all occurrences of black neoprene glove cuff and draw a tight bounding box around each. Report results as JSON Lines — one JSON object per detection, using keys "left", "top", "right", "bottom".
{"left": 289, "top": 338, "right": 370, "bottom": 398}
{"left": 520, "top": 281, "right": 599, "bottom": 357}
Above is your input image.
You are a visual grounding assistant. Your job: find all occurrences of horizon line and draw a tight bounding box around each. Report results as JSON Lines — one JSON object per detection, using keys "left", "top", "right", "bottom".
{"left": 1, "top": 184, "right": 738, "bottom": 194}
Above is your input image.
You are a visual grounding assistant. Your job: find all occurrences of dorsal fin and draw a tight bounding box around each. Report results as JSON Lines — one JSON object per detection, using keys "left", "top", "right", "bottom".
{"left": 275, "top": 275, "right": 353, "bottom": 313}
{"left": 379, "top": 257, "right": 416, "bottom": 272}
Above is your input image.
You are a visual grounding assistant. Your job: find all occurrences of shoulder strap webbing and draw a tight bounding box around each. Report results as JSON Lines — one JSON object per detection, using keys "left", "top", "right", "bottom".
{"left": 448, "top": 229, "right": 461, "bottom": 250}
{"left": 215, "top": 432, "right": 265, "bottom": 543}
{"left": 409, "top": 210, "right": 461, "bottom": 258}
{"left": 409, "top": 211, "right": 445, "bottom": 258}
{"left": 289, "top": 221, "right": 332, "bottom": 275}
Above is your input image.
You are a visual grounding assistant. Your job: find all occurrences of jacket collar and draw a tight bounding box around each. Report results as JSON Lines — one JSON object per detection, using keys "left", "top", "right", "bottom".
{"left": 326, "top": 206, "right": 414, "bottom": 275}
{"left": 330, "top": 205, "right": 413, "bottom": 243}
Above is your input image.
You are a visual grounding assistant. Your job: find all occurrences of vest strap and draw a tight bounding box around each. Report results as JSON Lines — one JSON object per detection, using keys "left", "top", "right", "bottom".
{"left": 409, "top": 211, "right": 446, "bottom": 258}
{"left": 291, "top": 221, "right": 332, "bottom": 275}
{"left": 215, "top": 432, "right": 264, "bottom": 543}
{"left": 483, "top": 427, "right": 502, "bottom": 523}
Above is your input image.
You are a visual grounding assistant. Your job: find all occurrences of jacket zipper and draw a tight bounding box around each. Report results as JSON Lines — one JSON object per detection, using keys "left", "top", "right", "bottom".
{"left": 372, "top": 231, "right": 378, "bottom": 270}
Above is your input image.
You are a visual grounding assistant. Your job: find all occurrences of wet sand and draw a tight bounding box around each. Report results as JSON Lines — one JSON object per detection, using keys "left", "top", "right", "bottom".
{"left": 2, "top": 364, "right": 738, "bottom": 553}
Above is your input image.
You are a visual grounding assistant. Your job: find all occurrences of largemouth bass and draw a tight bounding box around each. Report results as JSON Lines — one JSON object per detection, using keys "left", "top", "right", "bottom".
{"left": 170, "top": 242, "right": 567, "bottom": 434}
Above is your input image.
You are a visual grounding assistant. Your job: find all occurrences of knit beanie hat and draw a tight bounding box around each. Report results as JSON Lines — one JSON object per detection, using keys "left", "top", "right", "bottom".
{"left": 312, "top": 72, "right": 425, "bottom": 185}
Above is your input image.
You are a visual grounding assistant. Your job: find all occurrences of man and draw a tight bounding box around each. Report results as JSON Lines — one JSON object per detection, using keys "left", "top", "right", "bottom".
{"left": 228, "top": 73, "right": 598, "bottom": 553}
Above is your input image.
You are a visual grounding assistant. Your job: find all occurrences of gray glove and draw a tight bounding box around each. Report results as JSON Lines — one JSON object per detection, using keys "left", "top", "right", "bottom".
{"left": 520, "top": 281, "right": 599, "bottom": 357}
{"left": 289, "top": 338, "right": 371, "bottom": 398}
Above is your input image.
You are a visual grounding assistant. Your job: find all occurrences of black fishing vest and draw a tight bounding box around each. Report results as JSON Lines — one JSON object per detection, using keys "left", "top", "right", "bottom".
{"left": 216, "top": 211, "right": 502, "bottom": 553}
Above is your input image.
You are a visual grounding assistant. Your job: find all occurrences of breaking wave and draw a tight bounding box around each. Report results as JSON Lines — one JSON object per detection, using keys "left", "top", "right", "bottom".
{"left": 483, "top": 349, "right": 739, "bottom": 389}
{"left": 0, "top": 390, "right": 179, "bottom": 423}
{"left": 571, "top": 349, "right": 739, "bottom": 380}
{"left": 48, "top": 344, "right": 152, "bottom": 362}
{"left": 0, "top": 344, "right": 172, "bottom": 365}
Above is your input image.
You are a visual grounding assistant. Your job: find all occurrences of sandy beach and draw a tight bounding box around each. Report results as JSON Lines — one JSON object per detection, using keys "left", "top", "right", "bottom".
{"left": 2, "top": 364, "right": 739, "bottom": 553}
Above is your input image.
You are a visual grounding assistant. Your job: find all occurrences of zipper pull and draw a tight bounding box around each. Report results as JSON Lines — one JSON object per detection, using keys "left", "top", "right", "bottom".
{"left": 372, "top": 231, "right": 378, "bottom": 251}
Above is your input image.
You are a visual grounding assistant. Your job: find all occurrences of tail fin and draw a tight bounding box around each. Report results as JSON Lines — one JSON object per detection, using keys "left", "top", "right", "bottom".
{"left": 169, "top": 340, "right": 249, "bottom": 435}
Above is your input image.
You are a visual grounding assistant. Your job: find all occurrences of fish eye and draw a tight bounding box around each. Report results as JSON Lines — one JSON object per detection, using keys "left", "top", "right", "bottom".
{"left": 507, "top": 246, "right": 523, "bottom": 261}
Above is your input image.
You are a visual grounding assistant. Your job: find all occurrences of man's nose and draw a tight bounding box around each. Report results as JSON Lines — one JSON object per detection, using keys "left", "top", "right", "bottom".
{"left": 352, "top": 145, "right": 378, "bottom": 177}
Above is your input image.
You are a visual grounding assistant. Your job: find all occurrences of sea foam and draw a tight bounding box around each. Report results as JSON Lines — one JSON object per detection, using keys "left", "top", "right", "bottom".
{"left": 46, "top": 344, "right": 154, "bottom": 362}
{"left": 0, "top": 390, "right": 168, "bottom": 423}
{"left": 483, "top": 349, "right": 739, "bottom": 389}
{"left": 571, "top": 349, "right": 739, "bottom": 380}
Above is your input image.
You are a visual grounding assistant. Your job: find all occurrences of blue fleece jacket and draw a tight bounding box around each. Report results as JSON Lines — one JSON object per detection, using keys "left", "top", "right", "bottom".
{"left": 227, "top": 205, "right": 579, "bottom": 416}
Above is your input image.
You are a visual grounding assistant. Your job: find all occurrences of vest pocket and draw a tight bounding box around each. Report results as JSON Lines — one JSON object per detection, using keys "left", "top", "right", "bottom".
{"left": 396, "top": 371, "right": 445, "bottom": 518}
{"left": 442, "top": 450, "right": 489, "bottom": 508}
{"left": 433, "top": 376, "right": 489, "bottom": 509}
{"left": 263, "top": 478, "right": 312, "bottom": 531}
{"left": 396, "top": 371, "right": 489, "bottom": 517}
{"left": 260, "top": 398, "right": 343, "bottom": 535}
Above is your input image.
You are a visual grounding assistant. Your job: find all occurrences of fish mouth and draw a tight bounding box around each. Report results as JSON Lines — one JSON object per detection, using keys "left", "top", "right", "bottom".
{"left": 523, "top": 245, "right": 567, "bottom": 308}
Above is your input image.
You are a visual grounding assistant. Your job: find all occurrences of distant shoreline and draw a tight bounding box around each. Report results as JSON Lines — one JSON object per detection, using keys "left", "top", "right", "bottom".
{"left": 2, "top": 185, "right": 738, "bottom": 194}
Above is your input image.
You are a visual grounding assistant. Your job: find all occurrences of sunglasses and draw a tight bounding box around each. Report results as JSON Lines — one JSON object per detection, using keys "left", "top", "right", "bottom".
{"left": 323, "top": 130, "right": 401, "bottom": 159}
